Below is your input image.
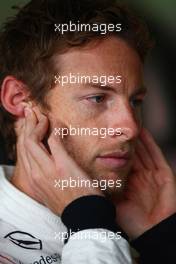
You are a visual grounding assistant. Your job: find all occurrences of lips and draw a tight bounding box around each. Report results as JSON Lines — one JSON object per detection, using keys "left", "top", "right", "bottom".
{"left": 99, "top": 152, "right": 130, "bottom": 159}
{"left": 97, "top": 152, "right": 130, "bottom": 168}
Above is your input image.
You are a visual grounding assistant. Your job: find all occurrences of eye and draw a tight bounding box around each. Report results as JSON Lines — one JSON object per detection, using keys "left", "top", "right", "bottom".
{"left": 86, "top": 95, "right": 106, "bottom": 104}
{"left": 131, "top": 98, "right": 144, "bottom": 108}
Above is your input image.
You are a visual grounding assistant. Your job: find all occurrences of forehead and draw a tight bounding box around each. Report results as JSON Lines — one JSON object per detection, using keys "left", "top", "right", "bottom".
{"left": 53, "top": 36, "right": 144, "bottom": 96}
{"left": 57, "top": 36, "right": 142, "bottom": 76}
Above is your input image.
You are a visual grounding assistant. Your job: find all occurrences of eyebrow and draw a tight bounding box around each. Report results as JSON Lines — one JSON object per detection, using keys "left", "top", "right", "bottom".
{"left": 133, "top": 85, "right": 147, "bottom": 95}
{"left": 84, "top": 81, "right": 148, "bottom": 95}
{"left": 84, "top": 82, "right": 116, "bottom": 92}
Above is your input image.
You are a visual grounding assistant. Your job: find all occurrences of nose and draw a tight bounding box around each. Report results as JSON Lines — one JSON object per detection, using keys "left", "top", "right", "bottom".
{"left": 108, "top": 102, "right": 141, "bottom": 141}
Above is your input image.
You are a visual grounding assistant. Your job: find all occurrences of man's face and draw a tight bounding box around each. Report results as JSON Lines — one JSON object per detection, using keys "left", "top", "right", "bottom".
{"left": 47, "top": 36, "right": 146, "bottom": 196}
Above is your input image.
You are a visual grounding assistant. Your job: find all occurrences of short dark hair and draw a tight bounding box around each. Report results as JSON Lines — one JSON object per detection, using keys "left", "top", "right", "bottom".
{"left": 0, "top": 0, "right": 153, "bottom": 163}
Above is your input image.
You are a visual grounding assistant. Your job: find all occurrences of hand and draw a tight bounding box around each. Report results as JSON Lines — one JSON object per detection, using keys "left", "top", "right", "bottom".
{"left": 116, "top": 128, "right": 176, "bottom": 239}
{"left": 15, "top": 106, "right": 103, "bottom": 215}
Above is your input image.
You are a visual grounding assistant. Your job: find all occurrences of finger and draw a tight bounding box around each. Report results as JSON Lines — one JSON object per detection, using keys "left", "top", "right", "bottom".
{"left": 16, "top": 117, "right": 32, "bottom": 173}
{"left": 135, "top": 139, "right": 156, "bottom": 170}
{"left": 26, "top": 138, "right": 52, "bottom": 170}
{"left": 140, "top": 128, "right": 168, "bottom": 169}
{"left": 132, "top": 151, "right": 144, "bottom": 172}
{"left": 48, "top": 122, "right": 70, "bottom": 163}
{"left": 24, "top": 107, "right": 38, "bottom": 136}
{"left": 48, "top": 129, "right": 68, "bottom": 163}
{"left": 24, "top": 108, "right": 52, "bottom": 168}
{"left": 32, "top": 106, "right": 46, "bottom": 122}
{"left": 14, "top": 117, "right": 25, "bottom": 137}
{"left": 24, "top": 106, "right": 49, "bottom": 146}
{"left": 28, "top": 107, "right": 51, "bottom": 155}
{"left": 22, "top": 144, "right": 47, "bottom": 195}
{"left": 32, "top": 113, "right": 49, "bottom": 142}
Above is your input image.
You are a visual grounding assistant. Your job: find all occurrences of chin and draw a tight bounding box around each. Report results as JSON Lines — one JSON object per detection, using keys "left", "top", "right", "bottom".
{"left": 103, "top": 184, "right": 125, "bottom": 201}
{"left": 96, "top": 166, "right": 130, "bottom": 182}
{"left": 92, "top": 165, "right": 131, "bottom": 196}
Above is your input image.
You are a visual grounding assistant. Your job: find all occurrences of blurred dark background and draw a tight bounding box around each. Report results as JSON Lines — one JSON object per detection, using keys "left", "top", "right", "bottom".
{"left": 123, "top": 0, "right": 176, "bottom": 170}
{"left": 0, "top": 0, "right": 176, "bottom": 170}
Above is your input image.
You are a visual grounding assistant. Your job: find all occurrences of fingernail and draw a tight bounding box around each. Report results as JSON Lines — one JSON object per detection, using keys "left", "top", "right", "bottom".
{"left": 24, "top": 107, "right": 32, "bottom": 117}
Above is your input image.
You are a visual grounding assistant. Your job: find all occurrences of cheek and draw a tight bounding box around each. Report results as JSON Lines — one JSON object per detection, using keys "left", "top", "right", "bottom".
{"left": 64, "top": 133, "right": 95, "bottom": 154}
{"left": 48, "top": 90, "right": 102, "bottom": 128}
{"left": 63, "top": 134, "right": 96, "bottom": 170}
{"left": 77, "top": 102, "right": 100, "bottom": 121}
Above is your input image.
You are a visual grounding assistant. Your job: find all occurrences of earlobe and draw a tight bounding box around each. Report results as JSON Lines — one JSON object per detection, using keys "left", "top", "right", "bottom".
{"left": 0, "top": 76, "right": 30, "bottom": 117}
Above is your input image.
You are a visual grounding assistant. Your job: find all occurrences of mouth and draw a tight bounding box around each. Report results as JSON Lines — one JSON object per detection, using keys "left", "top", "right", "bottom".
{"left": 96, "top": 151, "right": 131, "bottom": 169}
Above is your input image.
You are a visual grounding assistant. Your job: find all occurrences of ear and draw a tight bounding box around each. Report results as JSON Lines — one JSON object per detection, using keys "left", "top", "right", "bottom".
{"left": 0, "top": 76, "right": 31, "bottom": 117}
